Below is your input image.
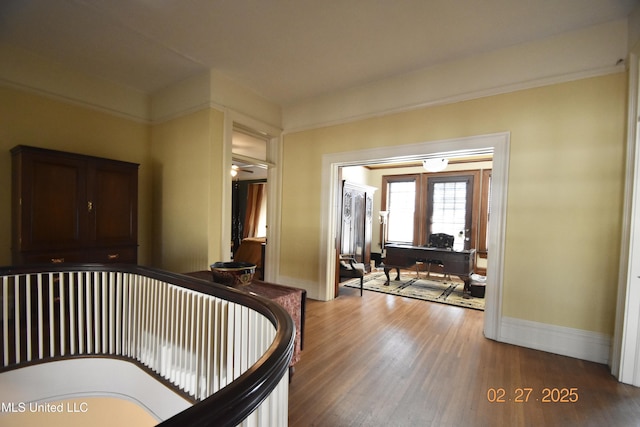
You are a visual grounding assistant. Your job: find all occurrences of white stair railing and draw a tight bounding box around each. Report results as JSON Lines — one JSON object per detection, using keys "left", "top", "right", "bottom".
{"left": 0, "top": 265, "right": 294, "bottom": 427}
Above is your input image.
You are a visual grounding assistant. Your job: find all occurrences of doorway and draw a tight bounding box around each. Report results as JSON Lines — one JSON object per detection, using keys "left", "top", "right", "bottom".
{"left": 320, "top": 132, "right": 510, "bottom": 340}
{"left": 231, "top": 124, "right": 272, "bottom": 278}
{"left": 336, "top": 154, "right": 492, "bottom": 301}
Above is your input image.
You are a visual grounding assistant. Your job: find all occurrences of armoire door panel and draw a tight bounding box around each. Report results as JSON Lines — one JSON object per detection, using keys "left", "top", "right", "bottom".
{"left": 352, "top": 192, "right": 365, "bottom": 262}
{"left": 23, "top": 155, "right": 87, "bottom": 250}
{"left": 90, "top": 162, "right": 138, "bottom": 245}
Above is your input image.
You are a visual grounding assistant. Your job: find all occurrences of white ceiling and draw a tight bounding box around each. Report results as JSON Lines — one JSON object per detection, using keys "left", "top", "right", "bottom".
{"left": 0, "top": 0, "right": 636, "bottom": 106}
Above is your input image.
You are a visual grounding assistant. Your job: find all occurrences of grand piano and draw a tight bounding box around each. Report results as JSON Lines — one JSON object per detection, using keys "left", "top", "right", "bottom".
{"left": 383, "top": 244, "right": 476, "bottom": 292}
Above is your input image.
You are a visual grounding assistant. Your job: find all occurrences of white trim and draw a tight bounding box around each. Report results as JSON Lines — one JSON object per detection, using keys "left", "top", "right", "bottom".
{"left": 611, "top": 53, "right": 637, "bottom": 379}
{"left": 152, "top": 101, "right": 221, "bottom": 124}
{"left": 265, "top": 133, "right": 282, "bottom": 283}
{"left": 614, "top": 52, "right": 640, "bottom": 386}
{"left": 484, "top": 135, "right": 510, "bottom": 340}
{"left": 319, "top": 132, "right": 510, "bottom": 340}
{"left": 284, "top": 18, "right": 628, "bottom": 133}
{"left": 0, "top": 79, "right": 150, "bottom": 124}
{"left": 283, "top": 65, "right": 624, "bottom": 134}
{"left": 220, "top": 113, "right": 235, "bottom": 262}
{"left": 0, "top": 43, "right": 151, "bottom": 123}
{"left": 223, "top": 111, "right": 283, "bottom": 281}
{"left": 501, "top": 317, "right": 612, "bottom": 365}
{"left": 228, "top": 110, "right": 282, "bottom": 140}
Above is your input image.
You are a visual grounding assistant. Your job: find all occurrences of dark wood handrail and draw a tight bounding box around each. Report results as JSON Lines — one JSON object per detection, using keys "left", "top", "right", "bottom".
{"left": 0, "top": 263, "right": 295, "bottom": 427}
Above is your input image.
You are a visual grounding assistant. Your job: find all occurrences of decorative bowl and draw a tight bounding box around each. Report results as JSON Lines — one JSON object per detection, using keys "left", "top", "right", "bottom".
{"left": 210, "top": 261, "right": 256, "bottom": 286}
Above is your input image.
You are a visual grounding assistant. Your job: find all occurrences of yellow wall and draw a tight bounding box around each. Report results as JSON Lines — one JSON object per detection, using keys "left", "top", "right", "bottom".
{"left": 150, "top": 108, "right": 226, "bottom": 273}
{"left": 1, "top": 71, "right": 628, "bottom": 335}
{"left": 280, "top": 73, "right": 627, "bottom": 335}
{"left": 0, "top": 83, "right": 244, "bottom": 274}
{"left": 0, "top": 86, "right": 152, "bottom": 266}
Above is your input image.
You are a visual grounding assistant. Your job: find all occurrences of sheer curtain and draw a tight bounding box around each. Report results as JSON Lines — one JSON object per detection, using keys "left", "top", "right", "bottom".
{"left": 243, "top": 183, "right": 267, "bottom": 238}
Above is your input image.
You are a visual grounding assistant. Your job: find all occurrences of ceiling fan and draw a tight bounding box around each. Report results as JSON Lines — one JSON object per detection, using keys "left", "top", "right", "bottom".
{"left": 230, "top": 163, "right": 254, "bottom": 177}
{"left": 231, "top": 155, "right": 271, "bottom": 180}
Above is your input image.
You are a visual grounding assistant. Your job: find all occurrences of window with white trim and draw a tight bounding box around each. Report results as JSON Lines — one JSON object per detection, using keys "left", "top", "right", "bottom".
{"left": 385, "top": 178, "right": 417, "bottom": 244}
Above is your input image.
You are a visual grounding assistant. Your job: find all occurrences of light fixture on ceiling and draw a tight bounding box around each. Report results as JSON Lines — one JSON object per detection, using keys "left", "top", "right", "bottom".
{"left": 422, "top": 158, "right": 448, "bottom": 173}
{"left": 230, "top": 164, "right": 239, "bottom": 177}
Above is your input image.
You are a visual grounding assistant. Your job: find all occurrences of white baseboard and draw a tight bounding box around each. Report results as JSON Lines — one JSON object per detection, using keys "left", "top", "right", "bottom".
{"left": 500, "top": 317, "right": 611, "bottom": 365}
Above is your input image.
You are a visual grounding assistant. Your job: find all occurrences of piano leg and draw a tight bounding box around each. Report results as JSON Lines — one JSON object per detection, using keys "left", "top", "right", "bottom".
{"left": 383, "top": 267, "right": 401, "bottom": 285}
{"left": 461, "top": 276, "right": 472, "bottom": 297}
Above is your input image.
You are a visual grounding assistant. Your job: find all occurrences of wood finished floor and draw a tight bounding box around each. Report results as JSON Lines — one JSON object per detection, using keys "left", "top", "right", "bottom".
{"left": 288, "top": 285, "right": 640, "bottom": 427}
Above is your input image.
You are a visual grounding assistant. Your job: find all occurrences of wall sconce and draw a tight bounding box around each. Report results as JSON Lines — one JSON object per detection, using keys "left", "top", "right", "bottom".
{"left": 423, "top": 158, "right": 448, "bottom": 173}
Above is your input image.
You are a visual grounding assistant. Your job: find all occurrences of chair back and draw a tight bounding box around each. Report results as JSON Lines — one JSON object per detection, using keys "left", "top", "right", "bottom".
{"left": 428, "top": 233, "right": 454, "bottom": 249}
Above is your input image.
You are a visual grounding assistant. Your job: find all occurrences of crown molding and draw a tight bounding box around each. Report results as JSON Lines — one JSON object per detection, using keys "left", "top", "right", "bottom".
{"left": 282, "top": 64, "right": 625, "bottom": 135}
{"left": 0, "top": 78, "right": 150, "bottom": 124}
{"left": 283, "top": 19, "right": 628, "bottom": 133}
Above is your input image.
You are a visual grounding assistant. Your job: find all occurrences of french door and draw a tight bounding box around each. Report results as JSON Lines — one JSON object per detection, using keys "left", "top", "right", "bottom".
{"left": 425, "top": 175, "right": 474, "bottom": 250}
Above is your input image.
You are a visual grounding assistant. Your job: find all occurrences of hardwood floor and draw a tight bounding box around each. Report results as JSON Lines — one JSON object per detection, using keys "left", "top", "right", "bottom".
{"left": 288, "top": 285, "right": 640, "bottom": 427}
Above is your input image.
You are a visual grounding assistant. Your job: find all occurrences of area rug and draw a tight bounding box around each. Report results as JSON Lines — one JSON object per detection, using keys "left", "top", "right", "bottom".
{"left": 344, "top": 272, "right": 485, "bottom": 311}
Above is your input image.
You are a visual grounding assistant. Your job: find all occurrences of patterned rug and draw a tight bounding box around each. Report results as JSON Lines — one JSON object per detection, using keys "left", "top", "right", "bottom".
{"left": 344, "top": 272, "right": 485, "bottom": 311}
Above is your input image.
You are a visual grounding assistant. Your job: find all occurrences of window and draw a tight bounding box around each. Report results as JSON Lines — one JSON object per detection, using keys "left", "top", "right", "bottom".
{"left": 426, "top": 175, "right": 474, "bottom": 250}
{"left": 381, "top": 169, "right": 489, "bottom": 253}
{"left": 382, "top": 176, "right": 419, "bottom": 244}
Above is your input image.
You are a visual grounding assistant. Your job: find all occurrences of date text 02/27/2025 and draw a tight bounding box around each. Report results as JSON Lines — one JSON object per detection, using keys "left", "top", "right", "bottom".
{"left": 487, "top": 388, "right": 579, "bottom": 403}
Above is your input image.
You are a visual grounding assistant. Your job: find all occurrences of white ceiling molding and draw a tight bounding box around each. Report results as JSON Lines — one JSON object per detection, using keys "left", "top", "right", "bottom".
{"left": 150, "top": 70, "right": 282, "bottom": 128}
{"left": 5, "top": 17, "right": 623, "bottom": 130}
{"left": 0, "top": 43, "right": 150, "bottom": 123}
{"left": 283, "top": 19, "right": 628, "bottom": 132}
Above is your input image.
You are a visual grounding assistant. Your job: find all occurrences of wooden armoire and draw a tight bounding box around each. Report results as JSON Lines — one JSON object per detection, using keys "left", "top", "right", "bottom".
{"left": 339, "top": 181, "right": 376, "bottom": 271}
{"left": 11, "top": 145, "right": 139, "bottom": 265}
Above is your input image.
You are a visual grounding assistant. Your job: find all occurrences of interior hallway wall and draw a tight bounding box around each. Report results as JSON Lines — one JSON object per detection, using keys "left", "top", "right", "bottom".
{"left": 279, "top": 73, "right": 626, "bottom": 338}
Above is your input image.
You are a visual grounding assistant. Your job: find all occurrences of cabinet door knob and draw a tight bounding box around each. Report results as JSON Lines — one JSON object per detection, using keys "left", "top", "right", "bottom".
{"left": 87, "top": 201, "right": 93, "bottom": 212}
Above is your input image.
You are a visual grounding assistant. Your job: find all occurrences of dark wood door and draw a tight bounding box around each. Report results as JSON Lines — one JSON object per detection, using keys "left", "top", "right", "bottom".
{"left": 89, "top": 160, "right": 138, "bottom": 247}
{"left": 19, "top": 152, "right": 87, "bottom": 251}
